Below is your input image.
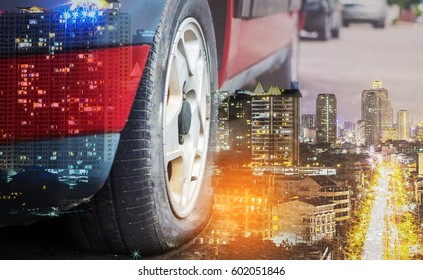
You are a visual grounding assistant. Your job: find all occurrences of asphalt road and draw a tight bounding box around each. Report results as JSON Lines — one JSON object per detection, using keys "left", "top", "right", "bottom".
{"left": 1, "top": 22, "right": 422, "bottom": 260}
{"left": 299, "top": 22, "right": 423, "bottom": 124}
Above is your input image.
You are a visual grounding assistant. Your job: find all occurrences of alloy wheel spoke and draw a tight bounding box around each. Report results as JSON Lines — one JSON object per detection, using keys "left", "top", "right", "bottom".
{"left": 190, "top": 106, "right": 202, "bottom": 149}
{"left": 180, "top": 29, "right": 202, "bottom": 76}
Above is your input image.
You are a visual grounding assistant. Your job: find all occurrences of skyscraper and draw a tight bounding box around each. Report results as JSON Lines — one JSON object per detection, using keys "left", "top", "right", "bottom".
{"left": 398, "top": 109, "right": 410, "bottom": 140}
{"left": 316, "top": 93, "right": 337, "bottom": 145}
{"left": 302, "top": 114, "right": 316, "bottom": 129}
{"left": 228, "top": 90, "right": 252, "bottom": 156}
{"left": 301, "top": 114, "right": 316, "bottom": 143}
{"left": 361, "top": 81, "right": 393, "bottom": 146}
{"left": 215, "top": 91, "right": 230, "bottom": 152}
{"left": 415, "top": 120, "right": 423, "bottom": 141}
{"left": 362, "top": 91, "right": 379, "bottom": 146}
{"left": 251, "top": 82, "right": 301, "bottom": 166}
{"left": 215, "top": 90, "right": 253, "bottom": 155}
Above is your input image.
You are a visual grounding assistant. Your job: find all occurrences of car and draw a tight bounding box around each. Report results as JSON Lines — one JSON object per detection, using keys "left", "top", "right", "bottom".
{"left": 341, "top": 0, "right": 388, "bottom": 28}
{"left": 0, "top": 0, "right": 302, "bottom": 254}
{"left": 302, "top": 0, "right": 343, "bottom": 40}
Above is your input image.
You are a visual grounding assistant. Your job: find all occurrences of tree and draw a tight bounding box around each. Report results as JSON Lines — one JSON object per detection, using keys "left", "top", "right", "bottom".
{"left": 387, "top": 0, "right": 420, "bottom": 9}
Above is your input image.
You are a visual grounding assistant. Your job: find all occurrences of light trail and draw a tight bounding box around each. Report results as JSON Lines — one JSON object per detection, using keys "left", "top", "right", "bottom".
{"left": 362, "top": 172, "right": 389, "bottom": 259}
{"left": 359, "top": 162, "right": 421, "bottom": 260}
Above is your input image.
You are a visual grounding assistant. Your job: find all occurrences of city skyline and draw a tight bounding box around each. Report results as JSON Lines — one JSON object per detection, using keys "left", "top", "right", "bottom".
{"left": 301, "top": 79, "right": 420, "bottom": 126}
{"left": 299, "top": 24, "right": 423, "bottom": 128}
{"left": 304, "top": 80, "right": 419, "bottom": 136}
{"left": 222, "top": 81, "right": 422, "bottom": 150}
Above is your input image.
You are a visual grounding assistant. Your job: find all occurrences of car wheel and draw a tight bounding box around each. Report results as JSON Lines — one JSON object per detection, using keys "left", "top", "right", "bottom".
{"left": 342, "top": 20, "right": 349, "bottom": 27}
{"left": 373, "top": 18, "right": 385, "bottom": 28}
{"left": 64, "top": 0, "right": 217, "bottom": 255}
{"left": 331, "top": 26, "right": 340, "bottom": 38}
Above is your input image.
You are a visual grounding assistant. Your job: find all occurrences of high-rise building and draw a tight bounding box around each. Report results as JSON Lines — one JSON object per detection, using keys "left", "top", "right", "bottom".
{"left": 228, "top": 90, "right": 252, "bottom": 156}
{"left": 301, "top": 114, "right": 316, "bottom": 143}
{"left": 361, "top": 80, "right": 393, "bottom": 146}
{"left": 316, "top": 93, "right": 337, "bottom": 145}
{"left": 355, "top": 120, "right": 366, "bottom": 146}
{"left": 373, "top": 81, "right": 393, "bottom": 132}
{"left": 251, "top": 82, "right": 301, "bottom": 166}
{"left": 302, "top": 114, "right": 316, "bottom": 129}
{"left": 381, "top": 128, "right": 398, "bottom": 142}
{"left": 215, "top": 91, "right": 230, "bottom": 152}
{"left": 415, "top": 120, "right": 423, "bottom": 141}
{"left": 398, "top": 109, "right": 410, "bottom": 140}
{"left": 362, "top": 91, "right": 379, "bottom": 145}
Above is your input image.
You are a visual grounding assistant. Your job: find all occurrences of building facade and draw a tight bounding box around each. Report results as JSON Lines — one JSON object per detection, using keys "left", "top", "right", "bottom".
{"left": 361, "top": 81, "right": 393, "bottom": 146}
{"left": 301, "top": 114, "right": 316, "bottom": 143}
{"left": 277, "top": 176, "right": 350, "bottom": 223}
{"left": 272, "top": 199, "right": 336, "bottom": 245}
{"left": 397, "top": 109, "right": 410, "bottom": 141}
{"left": 415, "top": 120, "right": 423, "bottom": 141}
{"left": 228, "top": 90, "right": 252, "bottom": 156}
{"left": 251, "top": 82, "right": 301, "bottom": 166}
{"left": 215, "top": 91, "right": 230, "bottom": 151}
{"left": 316, "top": 93, "right": 337, "bottom": 145}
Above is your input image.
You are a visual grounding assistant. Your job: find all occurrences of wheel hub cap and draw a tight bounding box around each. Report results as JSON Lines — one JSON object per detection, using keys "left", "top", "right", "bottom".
{"left": 178, "top": 100, "right": 192, "bottom": 136}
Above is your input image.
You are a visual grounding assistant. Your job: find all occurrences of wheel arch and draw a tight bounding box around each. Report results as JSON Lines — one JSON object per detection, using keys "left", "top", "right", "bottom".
{"left": 208, "top": 0, "right": 228, "bottom": 74}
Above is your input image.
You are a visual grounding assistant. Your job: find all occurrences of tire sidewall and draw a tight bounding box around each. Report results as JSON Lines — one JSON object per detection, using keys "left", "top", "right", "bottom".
{"left": 148, "top": 0, "right": 217, "bottom": 249}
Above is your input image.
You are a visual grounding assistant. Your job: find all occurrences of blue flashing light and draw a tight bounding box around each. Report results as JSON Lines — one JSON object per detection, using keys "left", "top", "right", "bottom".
{"left": 62, "top": 6, "right": 100, "bottom": 22}
{"left": 64, "top": 11, "right": 71, "bottom": 20}
{"left": 88, "top": 10, "right": 97, "bottom": 18}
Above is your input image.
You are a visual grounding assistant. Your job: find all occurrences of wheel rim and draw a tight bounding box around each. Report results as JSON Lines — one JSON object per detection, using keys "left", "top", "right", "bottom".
{"left": 163, "top": 18, "right": 211, "bottom": 218}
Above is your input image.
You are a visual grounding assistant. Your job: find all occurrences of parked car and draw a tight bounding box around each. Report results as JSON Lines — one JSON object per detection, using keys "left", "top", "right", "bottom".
{"left": 341, "top": 0, "right": 388, "bottom": 28}
{"left": 302, "top": 0, "right": 343, "bottom": 40}
{"left": 0, "top": 0, "right": 302, "bottom": 254}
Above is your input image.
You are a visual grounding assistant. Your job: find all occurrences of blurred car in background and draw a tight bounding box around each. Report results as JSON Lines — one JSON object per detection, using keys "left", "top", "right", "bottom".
{"left": 341, "top": 0, "right": 388, "bottom": 28}
{"left": 302, "top": 0, "right": 343, "bottom": 40}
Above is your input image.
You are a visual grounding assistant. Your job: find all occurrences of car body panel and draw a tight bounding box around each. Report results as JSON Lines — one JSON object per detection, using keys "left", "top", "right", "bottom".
{"left": 0, "top": 46, "right": 149, "bottom": 141}
{"left": 220, "top": 0, "right": 301, "bottom": 91}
